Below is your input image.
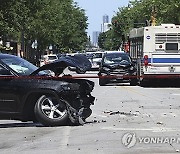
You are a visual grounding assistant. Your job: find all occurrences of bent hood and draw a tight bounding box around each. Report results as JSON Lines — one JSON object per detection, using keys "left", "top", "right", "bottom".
{"left": 31, "top": 54, "right": 92, "bottom": 75}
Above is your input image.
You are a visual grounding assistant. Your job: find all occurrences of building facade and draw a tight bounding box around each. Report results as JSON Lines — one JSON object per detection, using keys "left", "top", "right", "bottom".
{"left": 101, "top": 15, "right": 111, "bottom": 33}
{"left": 103, "top": 14, "right": 109, "bottom": 24}
{"left": 92, "top": 31, "right": 101, "bottom": 47}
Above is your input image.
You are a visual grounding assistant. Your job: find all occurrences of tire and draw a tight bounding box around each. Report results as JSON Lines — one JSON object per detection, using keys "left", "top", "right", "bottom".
{"left": 130, "top": 79, "right": 137, "bottom": 86}
{"left": 34, "top": 95, "right": 68, "bottom": 126}
{"left": 99, "top": 78, "right": 107, "bottom": 86}
{"left": 139, "top": 80, "right": 148, "bottom": 87}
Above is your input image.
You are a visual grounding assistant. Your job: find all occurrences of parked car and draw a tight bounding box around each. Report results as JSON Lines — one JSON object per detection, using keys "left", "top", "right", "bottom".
{"left": 40, "top": 54, "right": 58, "bottom": 66}
{"left": 98, "top": 52, "right": 137, "bottom": 86}
{"left": 88, "top": 51, "right": 104, "bottom": 71}
{"left": 0, "top": 54, "right": 95, "bottom": 126}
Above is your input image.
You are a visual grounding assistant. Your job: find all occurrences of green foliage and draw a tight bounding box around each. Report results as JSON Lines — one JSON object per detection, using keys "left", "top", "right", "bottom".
{"left": 0, "top": 0, "right": 88, "bottom": 52}
{"left": 98, "top": 32, "right": 106, "bottom": 49}
{"left": 98, "top": 30, "right": 122, "bottom": 50}
{"left": 101, "top": 0, "right": 180, "bottom": 50}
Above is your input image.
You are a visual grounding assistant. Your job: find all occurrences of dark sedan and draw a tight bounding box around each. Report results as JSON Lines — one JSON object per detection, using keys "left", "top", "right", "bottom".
{"left": 98, "top": 52, "right": 137, "bottom": 86}
{"left": 0, "top": 54, "right": 95, "bottom": 126}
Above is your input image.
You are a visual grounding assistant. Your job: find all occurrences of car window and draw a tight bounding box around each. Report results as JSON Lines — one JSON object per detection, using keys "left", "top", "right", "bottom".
{"left": 0, "top": 65, "right": 12, "bottom": 75}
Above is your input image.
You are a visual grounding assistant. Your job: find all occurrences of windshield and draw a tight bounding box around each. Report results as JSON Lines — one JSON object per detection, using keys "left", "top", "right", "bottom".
{"left": 1, "top": 56, "right": 38, "bottom": 76}
{"left": 103, "top": 53, "right": 131, "bottom": 64}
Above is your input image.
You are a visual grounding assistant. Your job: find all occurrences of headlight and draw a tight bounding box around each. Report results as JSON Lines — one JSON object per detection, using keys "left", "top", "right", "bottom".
{"left": 103, "top": 67, "right": 110, "bottom": 71}
{"left": 61, "top": 83, "right": 79, "bottom": 91}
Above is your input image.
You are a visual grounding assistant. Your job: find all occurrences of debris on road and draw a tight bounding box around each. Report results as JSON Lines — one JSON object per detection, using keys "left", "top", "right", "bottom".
{"left": 157, "top": 122, "right": 163, "bottom": 125}
{"left": 87, "top": 119, "right": 107, "bottom": 124}
{"left": 104, "top": 111, "right": 137, "bottom": 116}
{"left": 103, "top": 111, "right": 113, "bottom": 114}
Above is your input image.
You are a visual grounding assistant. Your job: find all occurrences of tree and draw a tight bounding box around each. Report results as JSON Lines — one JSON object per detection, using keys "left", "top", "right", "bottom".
{"left": 102, "top": 0, "right": 180, "bottom": 50}
{"left": 98, "top": 32, "right": 106, "bottom": 49}
{"left": 0, "top": 0, "right": 89, "bottom": 54}
{"left": 98, "top": 30, "right": 122, "bottom": 51}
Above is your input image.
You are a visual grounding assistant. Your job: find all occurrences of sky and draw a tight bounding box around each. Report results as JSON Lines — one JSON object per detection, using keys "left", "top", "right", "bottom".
{"left": 73, "top": 0, "right": 130, "bottom": 38}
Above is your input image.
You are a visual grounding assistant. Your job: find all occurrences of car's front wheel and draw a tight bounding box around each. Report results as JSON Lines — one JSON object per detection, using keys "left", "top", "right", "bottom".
{"left": 34, "top": 95, "right": 68, "bottom": 126}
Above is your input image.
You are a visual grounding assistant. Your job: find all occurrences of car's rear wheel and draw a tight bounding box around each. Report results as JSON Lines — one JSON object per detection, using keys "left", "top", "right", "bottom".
{"left": 34, "top": 95, "right": 68, "bottom": 126}
{"left": 99, "top": 78, "right": 108, "bottom": 86}
{"left": 139, "top": 79, "right": 149, "bottom": 87}
{"left": 130, "top": 79, "right": 138, "bottom": 86}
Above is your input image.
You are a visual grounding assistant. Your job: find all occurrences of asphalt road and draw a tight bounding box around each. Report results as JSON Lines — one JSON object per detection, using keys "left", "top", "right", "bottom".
{"left": 1, "top": 71, "right": 180, "bottom": 154}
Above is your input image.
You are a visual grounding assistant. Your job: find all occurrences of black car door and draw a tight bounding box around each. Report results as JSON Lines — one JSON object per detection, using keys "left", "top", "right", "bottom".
{"left": 0, "top": 65, "right": 20, "bottom": 112}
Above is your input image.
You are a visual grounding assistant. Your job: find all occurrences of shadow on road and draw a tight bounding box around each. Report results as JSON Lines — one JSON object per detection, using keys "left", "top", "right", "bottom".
{"left": 0, "top": 122, "right": 44, "bottom": 128}
{"left": 100, "top": 83, "right": 131, "bottom": 86}
{"left": 99, "top": 81, "right": 180, "bottom": 88}
{"left": 0, "top": 121, "right": 96, "bottom": 128}
{"left": 140, "top": 80, "right": 180, "bottom": 88}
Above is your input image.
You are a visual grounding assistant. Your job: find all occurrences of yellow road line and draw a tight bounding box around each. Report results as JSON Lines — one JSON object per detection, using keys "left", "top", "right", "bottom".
{"left": 119, "top": 86, "right": 162, "bottom": 102}
{"left": 120, "top": 86, "right": 147, "bottom": 97}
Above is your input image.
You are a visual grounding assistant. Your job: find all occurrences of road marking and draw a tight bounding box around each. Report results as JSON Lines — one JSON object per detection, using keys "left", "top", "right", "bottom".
{"left": 101, "top": 127, "right": 180, "bottom": 132}
{"left": 171, "top": 93, "right": 180, "bottom": 96}
{"left": 120, "top": 86, "right": 165, "bottom": 102}
{"left": 120, "top": 86, "right": 147, "bottom": 97}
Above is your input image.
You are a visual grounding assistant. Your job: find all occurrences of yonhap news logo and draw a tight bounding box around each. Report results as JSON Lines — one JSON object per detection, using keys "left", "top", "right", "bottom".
{"left": 122, "top": 132, "right": 137, "bottom": 148}
{"left": 122, "top": 132, "right": 180, "bottom": 148}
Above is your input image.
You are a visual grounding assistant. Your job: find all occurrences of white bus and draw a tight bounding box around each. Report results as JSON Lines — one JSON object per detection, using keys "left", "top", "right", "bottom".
{"left": 129, "top": 24, "right": 180, "bottom": 85}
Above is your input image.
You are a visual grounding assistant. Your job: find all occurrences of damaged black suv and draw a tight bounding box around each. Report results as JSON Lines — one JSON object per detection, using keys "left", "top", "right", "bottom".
{"left": 0, "top": 54, "right": 95, "bottom": 126}
{"left": 98, "top": 52, "right": 137, "bottom": 86}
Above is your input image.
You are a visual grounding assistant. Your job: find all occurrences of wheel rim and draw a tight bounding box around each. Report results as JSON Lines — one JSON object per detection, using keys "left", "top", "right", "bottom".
{"left": 41, "top": 97, "right": 66, "bottom": 119}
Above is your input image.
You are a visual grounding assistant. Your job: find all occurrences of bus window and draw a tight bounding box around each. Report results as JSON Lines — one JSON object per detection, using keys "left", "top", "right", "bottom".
{"left": 166, "top": 43, "right": 178, "bottom": 51}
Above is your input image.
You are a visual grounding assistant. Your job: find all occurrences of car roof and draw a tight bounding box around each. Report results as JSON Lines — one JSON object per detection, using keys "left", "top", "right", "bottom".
{"left": 104, "top": 52, "right": 129, "bottom": 56}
